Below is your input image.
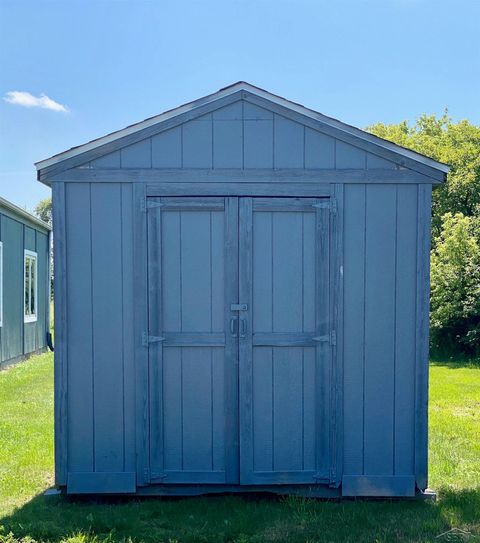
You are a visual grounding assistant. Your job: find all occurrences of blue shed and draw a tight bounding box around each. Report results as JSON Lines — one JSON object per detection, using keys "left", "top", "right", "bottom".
{"left": 0, "top": 197, "right": 51, "bottom": 368}
{"left": 35, "top": 82, "right": 449, "bottom": 497}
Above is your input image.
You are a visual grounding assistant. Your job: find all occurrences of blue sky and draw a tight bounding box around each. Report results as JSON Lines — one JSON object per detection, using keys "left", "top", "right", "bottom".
{"left": 1, "top": 0, "right": 479, "bottom": 211}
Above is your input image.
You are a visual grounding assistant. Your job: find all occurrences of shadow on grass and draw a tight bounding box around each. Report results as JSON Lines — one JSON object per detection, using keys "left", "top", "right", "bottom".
{"left": 1, "top": 487, "right": 479, "bottom": 543}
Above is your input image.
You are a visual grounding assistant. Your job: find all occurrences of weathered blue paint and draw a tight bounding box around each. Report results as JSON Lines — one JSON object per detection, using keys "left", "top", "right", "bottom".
{"left": 0, "top": 198, "right": 51, "bottom": 368}
{"left": 36, "top": 83, "right": 448, "bottom": 497}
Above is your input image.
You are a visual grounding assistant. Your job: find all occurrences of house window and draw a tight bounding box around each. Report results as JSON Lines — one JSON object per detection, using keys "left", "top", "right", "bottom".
{"left": 0, "top": 241, "right": 3, "bottom": 327}
{"left": 24, "top": 250, "right": 37, "bottom": 323}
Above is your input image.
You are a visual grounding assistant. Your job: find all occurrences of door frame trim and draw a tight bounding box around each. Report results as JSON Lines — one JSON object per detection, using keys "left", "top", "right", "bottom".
{"left": 134, "top": 185, "right": 344, "bottom": 488}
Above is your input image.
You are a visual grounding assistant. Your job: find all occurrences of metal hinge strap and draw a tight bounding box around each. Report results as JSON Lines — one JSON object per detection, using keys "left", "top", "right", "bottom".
{"left": 142, "top": 332, "right": 165, "bottom": 347}
{"left": 312, "top": 330, "right": 336, "bottom": 346}
{"left": 312, "top": 198, "right": 337, "bottom": 213}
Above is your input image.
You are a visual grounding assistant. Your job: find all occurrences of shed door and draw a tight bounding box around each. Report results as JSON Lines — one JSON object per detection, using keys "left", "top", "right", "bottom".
{"left": 239, "top": 198, "right": 331, "bottom": 485}
{"left": 147, "top": 196, "right": 331, "bottom": 486}
{"left": 147, "top": 197, "right": 239, "bottom": 484}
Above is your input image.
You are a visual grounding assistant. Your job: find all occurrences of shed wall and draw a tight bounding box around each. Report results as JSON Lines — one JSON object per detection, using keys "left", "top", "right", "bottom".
{"left": 0, "top": 212, "right": 49, "bottom": 366}
{"left": 343, "top": 184, "right": 419, "bottom": 480}
{"left": 63, "top": 182, "right": 135, "bottom": 475}
{"left": 59, "top": 179, "right": 430, "bottom": 493}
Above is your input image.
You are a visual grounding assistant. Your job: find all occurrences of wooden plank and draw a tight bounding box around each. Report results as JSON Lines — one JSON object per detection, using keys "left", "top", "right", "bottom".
{"left": 394, "top": 185, "right": 417, "bottom": 476}
{"left": 273, "top": 347, "right": 303, "bottom": 471}
{"left": 363, "top": 185, "right": 396, "bottom": 476}
{"left": 132, "top": 183, "right": 149, "bottom": 485}
{"left": 52, "top": 182, "right": 68, "bottom": 485}
{"left": 182, "top": 116, "right": 213, "bottom": 168}
{"left": 224, "top": 197, "right": 239, "bottom": 483}
{"left": 152, "top": 127, "right": 182, "bottom": 168}
{"left": 253, "top": 333, "right": 318, "bottom": 347}
{"left": 181, "top": 347, "right": 214, "bottom": 471}
{"left": 252, "top": 347, "right": 273, "bottom": 472}
{"left": 35, "top": 232, "right": 49, "bottom": 350}
{"left": 121, "top": 140, "right": 151, "bottom": 168}
{"left": 67, "top": 472, "right": 136, "bottom": 494}
{"left": 342, "top": 185, "right": 366, "bottom": 476}
{"left": 180, "top": 209, "right": 211, "bottom": 331}
{"left": 91, "top": 151, "right": 121, "bottom": 169}
{"left": 121, "top": 184, "right": 136, "bottom": 472}
{"left": 239, "top": 197, "right": 254, "bottom": 483}
{"left": 52, "top": 167, "right": 437, "bottom": 184}
{"left": 163, "top": 347, "right": 183, "bottom": 471}
{"left": 243, "top": 116, "right": 273, "bottom": 168}
{"left": 162, "top": 332, "right": 225, "bottom": 346}
{"left": 65, "top": 183, "right": 94, "bottom": 473}
{"left": 342, "top": 475, "right": 415, "bottom": 497}
{"left": 274, "top": 115, "right": 304, "bottom": 168}
{"left": 331, "top": 184, "right": 344, "bottom": 486}
{"left": 335, "top": 141, "right": 366, "bottom": 169}
{"left": 147, "top": 198, "right": 164, "bottom": 478}
{"left": 305, "top": 128, "right": 335, "bottom": 169}
{"left": 415, "top": 184, "right": 432, "bottom": 490}
{"left": 213, "top": 119, "right": 243, "bottom": 168}
{"left": 162, "top": 208, "right": 181, "bottom": 332}
{"left": 316, "top": 200, "right": 331, "bottom": 481}
{"left": 212, "top": 348, "right": 225, "bottom": 472}
{"left": 91, "top": 183, "right": 124, "bottom": 472}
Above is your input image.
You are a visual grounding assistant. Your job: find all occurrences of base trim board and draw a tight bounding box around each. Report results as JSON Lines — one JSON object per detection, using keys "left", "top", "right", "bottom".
{"left": 342, "top": 475, "right": 415, "bottom": 497}
{"left": 67, "top": 472, "right": 136, "bottom": 494}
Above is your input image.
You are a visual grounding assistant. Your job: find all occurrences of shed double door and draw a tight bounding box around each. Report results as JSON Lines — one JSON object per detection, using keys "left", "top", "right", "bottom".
{"left": 147, "top": 196, "right": 331, "bottom": 485}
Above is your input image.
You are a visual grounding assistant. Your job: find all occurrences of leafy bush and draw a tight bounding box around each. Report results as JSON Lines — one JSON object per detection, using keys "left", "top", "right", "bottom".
{"left": 430, "top": 213, "right": 480, "bottom": 355}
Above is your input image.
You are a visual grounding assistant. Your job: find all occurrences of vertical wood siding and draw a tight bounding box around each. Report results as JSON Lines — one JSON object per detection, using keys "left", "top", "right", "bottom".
{"left": 0, "top": 213, "right": 49, "bottom": 365}
{"left": 86, "top": 101, "right": 398, "bottom": 172}
{"left": 343, "top": 184, "right": 419, "bottom": 479}
{"left": 65, "top": 182, "right": 134, "bottom": 474}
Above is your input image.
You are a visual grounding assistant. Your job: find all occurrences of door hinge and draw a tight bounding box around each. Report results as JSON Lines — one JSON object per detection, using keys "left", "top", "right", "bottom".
{"left": 150, "top": 471, "right": 167, "bottom": 480}
{"left": 312, "top": 330, "right": 336, "bottom": 346}
{"left": 141, "top": 198, "right": 163, "bottom": 212}
{"left": 313, "top": 198, "right": 337, "bottom": 213}
{"left": 142, "top": 332, "right": 165, "bottom": 347}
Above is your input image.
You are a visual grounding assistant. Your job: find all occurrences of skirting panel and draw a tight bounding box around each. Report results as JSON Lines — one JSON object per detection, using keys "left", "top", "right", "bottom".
{"left": 67, "top": 472, "right": 136, "bottom": 494}
{"left": 342, "top": 475, "right": 415, "bottom": 497}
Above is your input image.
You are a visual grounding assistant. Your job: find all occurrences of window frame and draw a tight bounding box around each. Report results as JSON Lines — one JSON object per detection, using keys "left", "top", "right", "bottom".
{"left": 24, "top": 249, "right": 38, "bottom": 323}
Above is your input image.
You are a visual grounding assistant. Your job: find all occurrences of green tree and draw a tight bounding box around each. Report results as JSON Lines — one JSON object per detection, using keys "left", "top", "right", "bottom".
{"left": 430, "top": 213, "right": 480, "bottom": 355}
{"left": 34, "top": 197, "right": 52, "bottom": 226}
{"left": 367, "top": 114, "right": 480, "bottom": 238}
{"left": 367, "top": 115, "right": 480, "bottom": 354}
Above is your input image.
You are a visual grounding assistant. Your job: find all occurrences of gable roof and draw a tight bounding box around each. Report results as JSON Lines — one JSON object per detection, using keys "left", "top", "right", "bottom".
{"left": 35, "top": 81, "right": 449, "bottom": 181}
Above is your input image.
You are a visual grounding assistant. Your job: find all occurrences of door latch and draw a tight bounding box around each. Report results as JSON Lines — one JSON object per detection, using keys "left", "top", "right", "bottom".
{"left": 230, "top": 303, "right": 248, "bottom": 311}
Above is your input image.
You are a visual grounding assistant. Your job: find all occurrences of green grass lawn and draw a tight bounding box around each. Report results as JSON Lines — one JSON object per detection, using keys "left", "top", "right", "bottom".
{"left": 0, "top": 353, "right": 479, "bottom": 543}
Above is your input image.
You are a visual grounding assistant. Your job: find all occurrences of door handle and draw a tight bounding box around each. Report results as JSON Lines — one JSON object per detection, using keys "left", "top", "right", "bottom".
{"left": 229, "top": 316, "right": 238, "bottom": 337}
{"left": 239, "top": 317, "right": 247, "bottom": 338}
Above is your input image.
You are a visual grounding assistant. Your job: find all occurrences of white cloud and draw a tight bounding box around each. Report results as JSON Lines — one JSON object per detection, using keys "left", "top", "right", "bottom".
{"left": 3, "top": 91, "right": 69, "bottom": 113}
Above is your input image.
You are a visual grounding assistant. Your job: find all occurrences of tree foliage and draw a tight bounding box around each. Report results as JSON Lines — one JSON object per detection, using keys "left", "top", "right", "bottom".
{"left": 34, "top": 197, "right": 52, "bottom": 226}
{"left": 367, "top": 114, "right": 480, "bottom": 238}
{"left": 368, "top": 115, "right": 480, "bottom": 355}
{"left": 430, "top": 213, "right": 480, "bottom": 354}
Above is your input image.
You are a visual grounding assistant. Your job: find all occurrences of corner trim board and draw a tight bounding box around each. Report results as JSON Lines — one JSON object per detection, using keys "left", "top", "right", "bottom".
{"left": 52, "top": 182, "right": 68, "bottom": 486}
